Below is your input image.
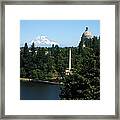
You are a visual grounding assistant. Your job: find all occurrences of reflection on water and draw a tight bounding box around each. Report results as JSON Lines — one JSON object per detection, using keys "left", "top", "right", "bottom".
{"left": 20, "top": 81, "right": 61, "bottom": 100}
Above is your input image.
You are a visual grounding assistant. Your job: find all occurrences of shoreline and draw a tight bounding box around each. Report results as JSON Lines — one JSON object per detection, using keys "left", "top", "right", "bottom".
{"left": 20, "top": 78, "right": 62, "bottom": 85}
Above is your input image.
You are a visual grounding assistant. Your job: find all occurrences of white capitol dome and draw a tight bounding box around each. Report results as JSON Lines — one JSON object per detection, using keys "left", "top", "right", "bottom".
{"left": 83, "top": 27, "right": 92, "bottom": 39}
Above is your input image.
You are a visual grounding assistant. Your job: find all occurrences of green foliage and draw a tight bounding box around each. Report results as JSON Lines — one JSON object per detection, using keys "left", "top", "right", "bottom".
{"left": 60, "top": 73, "right": 99, "bottom": 100}
{"left": 32, "top": 70, "right": 38, "bottom": 80}
{"left": 60, "top": 48, "right": 100, "bottom": 100}
{"left": 60, "top": 36, "right": 100, "bottom": 100}
{"left": 30, "top": 42, "right": 35, "bottom": 55}
{"left": 20, "top": 36, "right": 100, "bottom": 100}
{"left": 20, "top": 68, "right": 26, "bottom": 78}
{"left": 20, "top": 42, "right": 68, "bottom": 80}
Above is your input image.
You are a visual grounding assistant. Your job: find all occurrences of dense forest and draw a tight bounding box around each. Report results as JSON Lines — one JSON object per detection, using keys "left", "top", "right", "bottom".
{"left": 20, "top": 35, "right": 100, "bottom": 100}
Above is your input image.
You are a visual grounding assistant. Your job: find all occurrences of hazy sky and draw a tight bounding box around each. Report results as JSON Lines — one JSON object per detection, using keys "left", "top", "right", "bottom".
{"left": 20, "top": 20, "right": 100, "bottom": 47}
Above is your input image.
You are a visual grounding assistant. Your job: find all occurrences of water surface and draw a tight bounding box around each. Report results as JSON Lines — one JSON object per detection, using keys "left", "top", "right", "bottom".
{"left": 20, "top": 81, "right": 60, "bottom": 100}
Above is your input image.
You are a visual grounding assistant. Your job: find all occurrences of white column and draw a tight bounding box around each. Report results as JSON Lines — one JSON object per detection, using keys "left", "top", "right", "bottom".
{"left": 69, "top": 48, "right": 71, "bottom": 70}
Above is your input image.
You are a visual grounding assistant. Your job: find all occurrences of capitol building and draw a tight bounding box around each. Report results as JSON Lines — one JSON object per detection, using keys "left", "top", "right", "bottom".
{"left": 82, "top": 27, "right": 92, "bottom": 39}
{"left": 80, "top": 27, "right": 93, "bottom": 48}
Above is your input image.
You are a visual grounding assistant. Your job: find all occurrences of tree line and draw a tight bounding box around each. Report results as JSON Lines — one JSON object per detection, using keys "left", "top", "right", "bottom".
{"left": 20, "top": 36, "right": 100, "bottom": 100}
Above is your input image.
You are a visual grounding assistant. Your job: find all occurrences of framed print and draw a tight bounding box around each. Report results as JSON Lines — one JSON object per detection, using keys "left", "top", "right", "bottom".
{"left": 0, "top": 0, "right": 120, "bottom": 119}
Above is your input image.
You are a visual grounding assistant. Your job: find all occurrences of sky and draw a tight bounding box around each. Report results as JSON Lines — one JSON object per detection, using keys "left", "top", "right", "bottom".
{"left": 20, "top": 20, "right": 100, "bottom": 47}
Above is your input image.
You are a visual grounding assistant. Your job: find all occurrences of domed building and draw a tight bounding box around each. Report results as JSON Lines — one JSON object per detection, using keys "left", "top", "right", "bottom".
{"left": 82, "top": 27, "right": 92, "bottom": 39}
{"left": 79, "top": 27, "right": 93, "bottom": 48}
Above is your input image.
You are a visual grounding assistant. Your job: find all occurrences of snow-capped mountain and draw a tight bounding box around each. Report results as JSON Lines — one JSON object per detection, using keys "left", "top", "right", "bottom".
{"left": 29, "top": 35, "right": 59, "bottom": 47}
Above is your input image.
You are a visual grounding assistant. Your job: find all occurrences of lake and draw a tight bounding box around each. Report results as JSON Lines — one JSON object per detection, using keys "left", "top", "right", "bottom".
{"left": 20, "top": 81, "right": 61, "bottom": 100}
